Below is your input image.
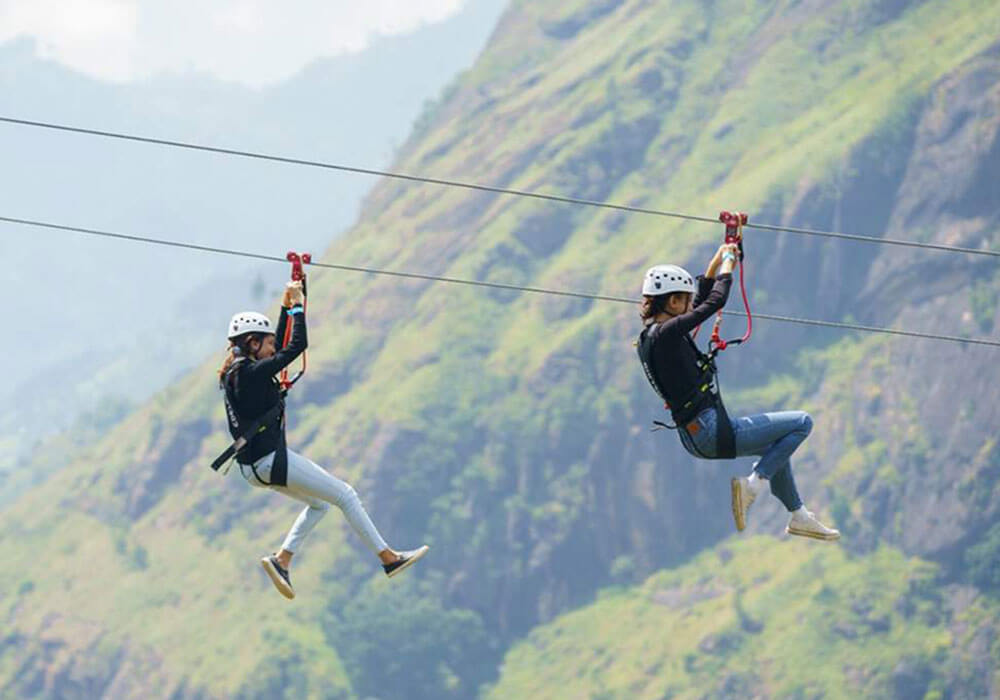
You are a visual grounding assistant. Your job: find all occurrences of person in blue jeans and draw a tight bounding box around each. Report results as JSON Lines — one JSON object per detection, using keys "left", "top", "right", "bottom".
{"left": 637, "top": 244, "right": 839, "bottom": 541}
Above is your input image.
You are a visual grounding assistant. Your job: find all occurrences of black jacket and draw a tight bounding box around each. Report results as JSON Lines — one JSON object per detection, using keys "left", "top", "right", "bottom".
{"left": 223, "top": 304, "right": 308, "bottom": 465}
{"left": 637, "top": 273, "right": 732, "bottom": 420}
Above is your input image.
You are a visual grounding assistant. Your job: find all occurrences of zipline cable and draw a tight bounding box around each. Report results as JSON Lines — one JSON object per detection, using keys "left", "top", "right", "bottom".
{"left": 1, "top": 115, "right": 998, "bottom": 260}
{"left": 2, "top": 214, "right": 998, "bottom": 348}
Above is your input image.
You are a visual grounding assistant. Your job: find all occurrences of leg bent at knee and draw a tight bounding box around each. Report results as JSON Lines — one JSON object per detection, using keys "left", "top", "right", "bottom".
{"left": 331, "top": 481, "right": 361, "bottom": 511}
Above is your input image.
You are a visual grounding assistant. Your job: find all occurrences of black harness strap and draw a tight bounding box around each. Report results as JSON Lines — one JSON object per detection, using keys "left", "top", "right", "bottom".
{"left": 710, "top": 377, "right": 736, "bottom": 460}
{"left": 212, "top": 360, "right": 289, "bottom": 485}
{"left": 264, "top": 430, "right": 289, "bottom": 487}
{"left": 210, "top": 400, "right": 283, "bottom": 472}
{"left": 637, "top": 328, "right": 737, "bottom": 460}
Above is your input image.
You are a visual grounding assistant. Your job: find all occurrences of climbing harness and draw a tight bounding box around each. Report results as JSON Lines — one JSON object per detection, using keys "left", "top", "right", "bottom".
{"left": 280, "top": 251, "right": 311, "bottom": 391}
{"left": 211, "top": 359, "right": 286, "bottom": 479}
{"left": 212, "top": 353, "right": 291, "bottom": 484}
{"left": 639, "top": 329, "right": 737, "bottom": 457}
{"left": 639, "top": 333, "right": 718, "bottom": 426}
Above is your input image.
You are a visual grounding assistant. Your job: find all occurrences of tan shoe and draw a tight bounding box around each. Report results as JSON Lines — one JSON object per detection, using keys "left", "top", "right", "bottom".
{"left": 261, "top": 555, "right": 295, "bottom": 599}
{"left": 730, "top": 477, "right": 758, "bottom": 532}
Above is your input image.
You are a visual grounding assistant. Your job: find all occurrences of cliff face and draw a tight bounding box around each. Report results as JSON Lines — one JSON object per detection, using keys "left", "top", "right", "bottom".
{"left": 817, "top": 43, "right": 1000, "bottom": 560}
{"left": 2, "top": 1, "right": 999, "bottom": 698}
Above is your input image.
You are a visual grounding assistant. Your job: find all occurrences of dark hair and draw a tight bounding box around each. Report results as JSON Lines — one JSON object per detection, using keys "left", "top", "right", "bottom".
{"left": 640, "top": 292, "right": 690, "bottom": 322}
{"left": 640, "top": 295, "right": 667, "bottom": 321}
{"left": 218, "top": 333, "right": 265, "bottom": 383}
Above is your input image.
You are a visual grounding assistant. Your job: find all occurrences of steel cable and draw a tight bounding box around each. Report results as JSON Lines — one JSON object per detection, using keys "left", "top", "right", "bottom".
{"left": 3, "top": 214, "right": 997, "bottom": 348}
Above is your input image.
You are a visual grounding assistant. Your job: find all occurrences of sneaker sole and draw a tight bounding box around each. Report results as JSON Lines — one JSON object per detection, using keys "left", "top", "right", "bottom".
{"left": 786, "top": 526, "right": 841, "bottom": 542}
{"left": 260, "top": 558, "right": 295, "bottom": 599}
{"left": 730, "top": 478, "right": 746, "bottom": 532}
{"left": 386, "top": 545, "right": 430, "bottom": 579}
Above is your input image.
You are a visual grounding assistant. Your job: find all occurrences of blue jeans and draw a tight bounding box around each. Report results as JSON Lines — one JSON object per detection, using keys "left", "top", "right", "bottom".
{"left": 678, "top": 408, "right": 810, "bottom": 511}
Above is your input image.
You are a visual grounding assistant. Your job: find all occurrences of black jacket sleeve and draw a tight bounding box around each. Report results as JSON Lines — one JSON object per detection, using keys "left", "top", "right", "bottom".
{"left": 655, "top": 273, "right": 732, "bottom": 338}
{"left": 246, "top": 305, "right": 308, "bottom": 378}
{"left": 692, "top": 274, "right": 715, "bottom": 308}
{"left": 274, "top": 305, "right": 290, "bottom": 349}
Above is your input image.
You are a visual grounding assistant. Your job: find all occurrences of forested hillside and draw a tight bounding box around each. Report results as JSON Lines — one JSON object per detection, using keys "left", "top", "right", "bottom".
{"left": 2, "top": 0, "right": 999, "bottom": 697}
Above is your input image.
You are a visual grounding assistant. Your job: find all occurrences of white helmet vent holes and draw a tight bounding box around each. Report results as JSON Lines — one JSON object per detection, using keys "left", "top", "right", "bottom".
{"left": 227, "top": 311, "right": 275, "bottom": 340}
{"left": 641, "top": 264, "right": 694, "bottom": 297}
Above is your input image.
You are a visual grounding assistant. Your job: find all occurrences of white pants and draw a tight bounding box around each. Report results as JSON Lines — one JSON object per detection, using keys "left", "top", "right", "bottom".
{"left": 240, "top": 448, "right": 389, "bottom": 555}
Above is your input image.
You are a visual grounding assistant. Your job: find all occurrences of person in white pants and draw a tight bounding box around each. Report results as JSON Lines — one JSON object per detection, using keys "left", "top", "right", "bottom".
{"left": 239, "top": 449, "right": 395, "bottom": 563}
{"left": 219, "top": 280, "right": 428, "bottom": 599}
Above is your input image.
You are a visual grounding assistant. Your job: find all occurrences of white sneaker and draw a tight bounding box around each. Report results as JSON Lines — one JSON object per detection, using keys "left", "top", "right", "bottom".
{"left": 786, "top": 510, "right": 841, "bottom": 541}
{"left": 730, "top": 477, "right": 758, "bottom": 532}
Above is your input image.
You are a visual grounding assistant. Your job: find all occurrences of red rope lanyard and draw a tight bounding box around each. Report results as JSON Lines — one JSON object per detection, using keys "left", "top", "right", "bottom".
{"left": 707, "top": 210, "right": 753, "bottom": 354}
{"left": 279, "top": 251, "right": 311, "bottom": 391}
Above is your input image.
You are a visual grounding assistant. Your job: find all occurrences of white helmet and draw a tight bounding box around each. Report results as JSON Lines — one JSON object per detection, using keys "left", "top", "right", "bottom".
{"left": 227, "top": 311, "right": 275, "bottom": 340}
{"left": 642, "top": 264, "right": 694, "bottom": 296}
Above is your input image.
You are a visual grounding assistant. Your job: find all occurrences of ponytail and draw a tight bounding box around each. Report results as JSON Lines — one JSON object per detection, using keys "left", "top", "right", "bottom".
{"left": 218, "top": 334, "right": 262, "bottom": 384}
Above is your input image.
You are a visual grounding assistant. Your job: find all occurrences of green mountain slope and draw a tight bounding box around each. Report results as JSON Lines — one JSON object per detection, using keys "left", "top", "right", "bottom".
{"left": 489, "top": 537, "right": 1000, "bottom": 699}
{"left": 3, "top": 0, "right": 999, "bottom": 697}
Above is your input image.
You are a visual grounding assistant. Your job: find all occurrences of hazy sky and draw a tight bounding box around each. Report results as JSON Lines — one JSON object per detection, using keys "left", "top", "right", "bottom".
{"left": 0, "top": 0, "right": 467, "bottom": 85}
{"left": 0, "top": 0, "right": 507, "bottom": 459}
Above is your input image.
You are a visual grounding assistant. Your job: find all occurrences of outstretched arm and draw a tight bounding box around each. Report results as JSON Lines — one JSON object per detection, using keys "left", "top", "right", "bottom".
{"left": 694, "top": 244, "right": 737, "bottom": 306}
{"left": 273, "top": 281, "right": 300, "bottom": 348}
{"left": 274, "top": 306, "right": 290, "bottom": 350}
{"left": 664, "top": 273, "right": 733, "bottom": 336}
{"left": 247, "top": 282, "right": 308, "bottom": 378}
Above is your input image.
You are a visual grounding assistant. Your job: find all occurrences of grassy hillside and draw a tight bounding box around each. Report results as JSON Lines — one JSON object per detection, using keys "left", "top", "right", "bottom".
{"left": 2, "top": 0, "right": 999, "bottom": 697}
{"left": 489, "top": 537, "right": 1000, "bottom": 699}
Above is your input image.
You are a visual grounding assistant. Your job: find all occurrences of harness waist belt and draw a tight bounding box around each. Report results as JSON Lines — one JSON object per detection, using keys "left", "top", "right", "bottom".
{"left": 211, "top": 402, "right": 283, "bottom": 472}
{"left": 669, "top": 380, "right": 717, "bottom": 426}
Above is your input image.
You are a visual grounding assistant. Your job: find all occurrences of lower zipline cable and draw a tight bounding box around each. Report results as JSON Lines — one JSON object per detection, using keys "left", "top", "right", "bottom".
{"left": 2, "top": 214, "right": 998, "bottom": 348}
